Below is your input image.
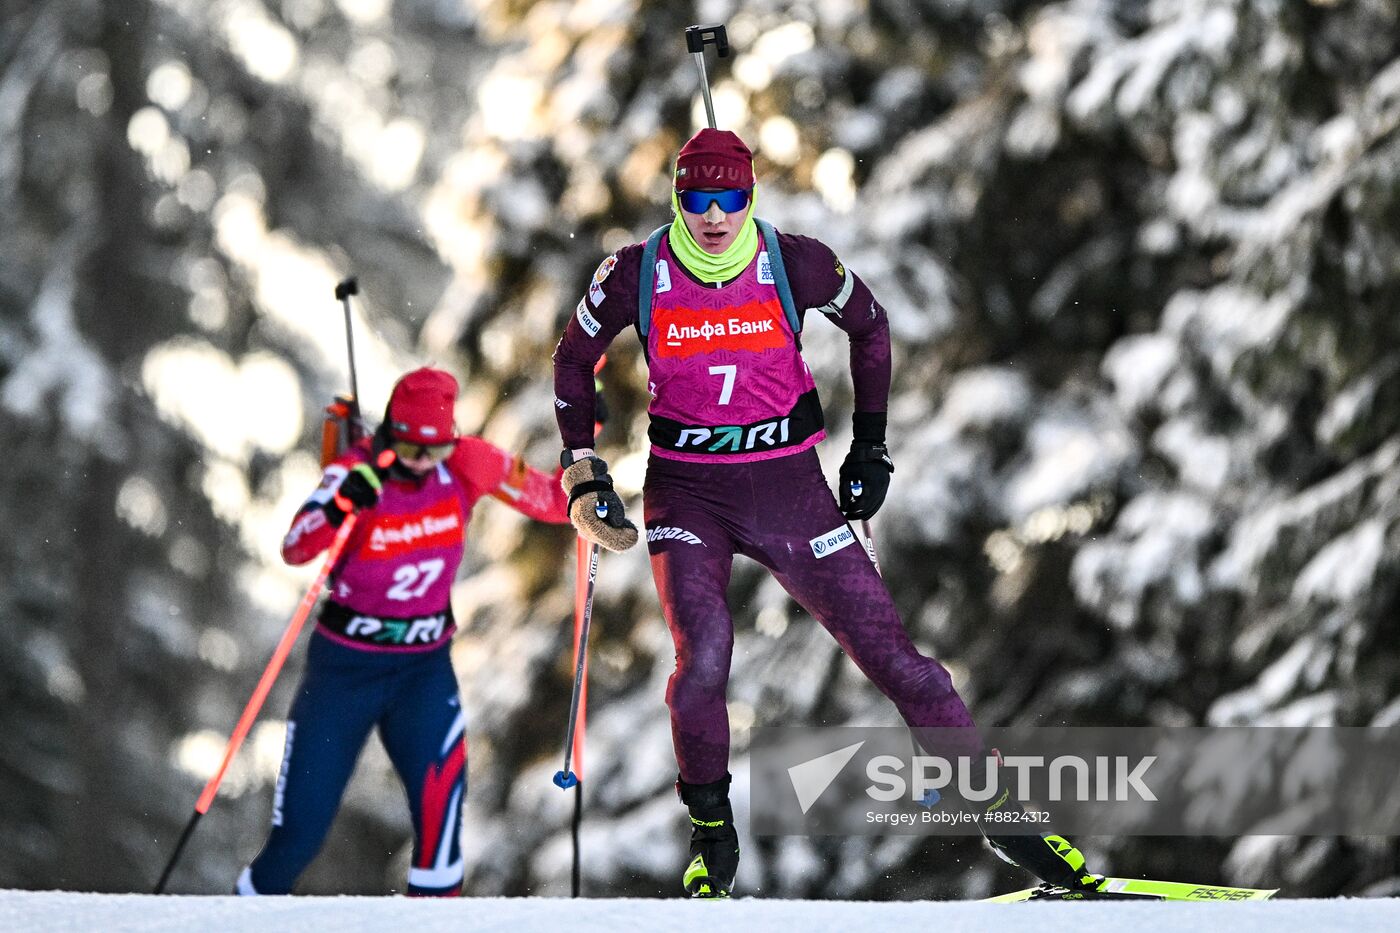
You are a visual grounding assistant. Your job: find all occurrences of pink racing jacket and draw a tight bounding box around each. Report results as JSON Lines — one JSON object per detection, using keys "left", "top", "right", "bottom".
{"left": 282, "top": 436, "right": 569, "bottom": 652}
{"left": 642, "top": 235, "right": 821, "bottom": 463}
{"left": 553, "top": 227, "right": 892, "bottom": 459}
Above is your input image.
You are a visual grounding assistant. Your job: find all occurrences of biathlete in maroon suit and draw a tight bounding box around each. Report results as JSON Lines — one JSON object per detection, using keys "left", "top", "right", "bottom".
{"left": 553, "top": 129, "right": 1100, "bottom": 898}
{"left": 236, "top": 367, "right": 569, "bottom": 896}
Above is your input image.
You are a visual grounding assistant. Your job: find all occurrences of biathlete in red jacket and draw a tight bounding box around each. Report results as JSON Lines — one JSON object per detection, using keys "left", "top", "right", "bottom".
{"left": 552, "top": 129, "right": 1100, "bottom": 898}
{"left": 236, "top": 367, "right": 570, "bottom": 896}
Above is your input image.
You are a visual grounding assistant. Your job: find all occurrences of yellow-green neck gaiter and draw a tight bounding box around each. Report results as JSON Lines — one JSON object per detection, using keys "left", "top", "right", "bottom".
{"left": 668, "top": 189, "right": 760, "bottom": 284}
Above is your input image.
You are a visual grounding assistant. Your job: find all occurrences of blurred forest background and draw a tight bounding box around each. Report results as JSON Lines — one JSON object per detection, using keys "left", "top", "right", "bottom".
{"left": 2, "top": 0, "right": 1399, "bottom": 900}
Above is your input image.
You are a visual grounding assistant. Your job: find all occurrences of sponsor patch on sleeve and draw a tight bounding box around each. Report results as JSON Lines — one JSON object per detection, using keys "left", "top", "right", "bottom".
{"left": 810, "top": 256, "right": 856, "bottom": 319}
{"left": 809, "top": 524, "right": 856, "bottom": 559}
{"left": 575, "top": 298, "right": 601, "bottom": 337}
{"left": 593, "top": 254, "right": 617, "bottom": 285}
{"left": 587, "top": 254, "right": 617, "bottom": 306}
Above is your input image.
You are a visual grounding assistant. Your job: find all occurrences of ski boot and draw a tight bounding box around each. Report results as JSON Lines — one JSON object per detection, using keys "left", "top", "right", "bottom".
{"left": 972, "top": 750, "right": 1103, "bottom": 893}
{"left": 677, "top": 774, "right": 740, "bottom": 898}
{"left": 983, "top": 830, "right": 1103, "bottom": 893}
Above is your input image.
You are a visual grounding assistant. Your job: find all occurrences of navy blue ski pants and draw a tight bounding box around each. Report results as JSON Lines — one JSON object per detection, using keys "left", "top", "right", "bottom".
{"left": 240, "top": 632, "right": 466, "bottom": 895}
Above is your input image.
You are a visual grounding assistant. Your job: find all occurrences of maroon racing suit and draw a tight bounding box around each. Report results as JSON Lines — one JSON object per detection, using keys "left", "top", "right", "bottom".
{"left": 553, "top": 228, "right": 976, "bottom": 784}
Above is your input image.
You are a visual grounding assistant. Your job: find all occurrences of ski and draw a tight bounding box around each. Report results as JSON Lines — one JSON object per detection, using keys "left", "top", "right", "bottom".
{"left": 986, "top": 877, "right": 1279, "bottom": 902}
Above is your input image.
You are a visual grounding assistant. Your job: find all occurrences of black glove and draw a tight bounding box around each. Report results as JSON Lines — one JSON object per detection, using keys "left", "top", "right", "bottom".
{"left": 838, "top": 412, "right": 894, "bottom": 520}
{"left": 560, "top": 454, "right": 638, "bottom": 552}
{"left": 323, "top": 462, "right": 383, "bottom": 527}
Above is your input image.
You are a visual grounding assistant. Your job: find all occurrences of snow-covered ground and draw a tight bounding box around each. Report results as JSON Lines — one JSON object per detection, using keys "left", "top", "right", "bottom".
{"left": 2, "top": 891, "right": 1397, "bottom": 933}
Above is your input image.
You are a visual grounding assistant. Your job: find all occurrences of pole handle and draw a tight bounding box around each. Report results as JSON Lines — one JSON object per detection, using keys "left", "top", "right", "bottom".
{"left": 685, "top": 23, "right": 729, "bottom": 130}
{"left": 335, "top": 277, "right": 361, "bottom": 418}
{"left": 685, "top": 23, "right": 729, "bottom": 56}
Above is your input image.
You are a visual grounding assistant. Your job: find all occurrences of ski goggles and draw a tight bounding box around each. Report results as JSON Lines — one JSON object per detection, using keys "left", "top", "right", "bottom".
{"left": 390, "top": 439, "right": 456, "bottom": 462}
{"left": 676, "top": 187, "right": 751, "bottom": 215}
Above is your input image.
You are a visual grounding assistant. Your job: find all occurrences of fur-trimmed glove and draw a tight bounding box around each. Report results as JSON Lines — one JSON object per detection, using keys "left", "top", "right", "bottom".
{"left": 561, "top": 455, "right": 638, "bottom": 552}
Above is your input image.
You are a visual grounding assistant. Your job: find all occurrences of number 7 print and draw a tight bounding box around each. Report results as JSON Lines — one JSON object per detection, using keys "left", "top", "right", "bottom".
{"left": 708, "top": 364, "right": 736, "bottom": 405}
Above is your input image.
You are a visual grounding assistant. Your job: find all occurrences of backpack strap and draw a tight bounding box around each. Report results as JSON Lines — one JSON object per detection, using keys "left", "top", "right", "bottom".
{"left": 756, "top": 218, "right": 801, "bottom": 335}
{"left": 637, "top": 225, "right": 670, "bottom": 339}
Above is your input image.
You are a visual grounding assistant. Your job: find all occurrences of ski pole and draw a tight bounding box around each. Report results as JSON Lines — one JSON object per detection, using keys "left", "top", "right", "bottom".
{"left": 860, "top": 519, "right": 881, "bottom": 576}
{"left": 554, "top": 540, "right": 600, "bottom": 794}
{"left": 572, "top": 539, "right": 594, "bottom": 785}
{"left": 155, "top": 513, "right": 358, "bottom": 892}
{"left": 567, "top": 353, "right": 607, "bottom": 792}
{"left": 685, "top": 23, "right": 729, "bottom": 129}
{"left": 556, "top": 355, "right": 609, "bottom": 897}
{"left": 847, "top": 477, "right": 883, "bottom": 576}
{"left": 569, "top": 535, "right": 592, "bottom": 898}
{"left": 154, "top": 449, "right": 394, "bottom": 893}
{"left": 570, "top": 767, "right": 584, "bottom": 897}
{"left": 334, "top": 277, "right": 361, "bottom": 421}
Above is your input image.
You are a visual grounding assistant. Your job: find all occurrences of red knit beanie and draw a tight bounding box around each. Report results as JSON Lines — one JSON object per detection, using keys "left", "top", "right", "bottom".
{"left": 674, "top": 128, "right": 755, "bottom": 191}
{"left": 387, "top": 367, "right": 457, "bottom": 444}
